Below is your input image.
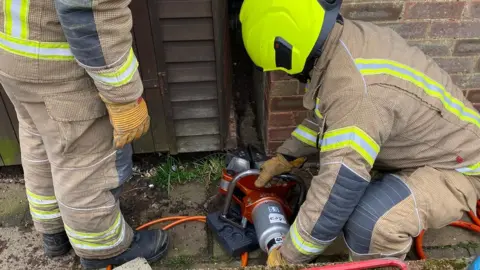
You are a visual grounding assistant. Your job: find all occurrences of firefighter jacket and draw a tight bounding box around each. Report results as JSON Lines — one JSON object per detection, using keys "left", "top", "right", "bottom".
{"left": 277, "top": 18, "right": 480, "bottom": 263}
{"left": 0, "top": 0, "right": 142, "bottom": 104}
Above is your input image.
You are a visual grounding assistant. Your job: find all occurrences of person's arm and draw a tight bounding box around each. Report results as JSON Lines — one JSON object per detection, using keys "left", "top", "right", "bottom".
{"left": 255, "top": 103, "right": 323, "bottom": 187}
{"left": 54, "top": 0, "right": 149, "bottom": 148}
{"left": 276, "top": 112, "right": 323, "bottom": 158}
{"left": 54, "top": 0, "right": 142, "bottom": 103}
{"left": 279, "top": 88, "right": 395, "bottom": 264}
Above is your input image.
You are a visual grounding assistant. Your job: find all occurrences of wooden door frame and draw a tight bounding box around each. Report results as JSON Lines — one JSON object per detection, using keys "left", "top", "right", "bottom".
{"left": 131, "top": 0, "right": 178, "bottom": 154}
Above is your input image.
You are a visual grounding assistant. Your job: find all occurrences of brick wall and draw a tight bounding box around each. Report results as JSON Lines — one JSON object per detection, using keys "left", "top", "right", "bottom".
{"left": 259, "top": 0, "right": 480, "bottom": 155}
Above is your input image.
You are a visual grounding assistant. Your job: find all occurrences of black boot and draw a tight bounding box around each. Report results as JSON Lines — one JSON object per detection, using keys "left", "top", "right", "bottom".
{"left": 79, "top": 229, "right": 169, "bottom": 269}
{"left": 43, "top": 231, "right": 72, "bottom": 257}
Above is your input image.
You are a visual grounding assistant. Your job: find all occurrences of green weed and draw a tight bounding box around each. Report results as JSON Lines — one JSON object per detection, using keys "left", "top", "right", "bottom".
{"left": 151, "top": 153, "right": 225, "bottom": 194}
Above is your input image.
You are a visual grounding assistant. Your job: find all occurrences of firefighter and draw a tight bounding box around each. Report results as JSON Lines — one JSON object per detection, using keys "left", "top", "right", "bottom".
{"left": 239, "top": 0, "right": 480, "bottom": 266}
{"left": 0, "top": 0, "right": 168, "bottom": 269}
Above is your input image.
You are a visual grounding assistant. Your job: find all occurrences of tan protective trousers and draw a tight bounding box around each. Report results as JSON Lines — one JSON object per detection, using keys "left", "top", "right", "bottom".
{"left": 0, "top": 74, "right": 134, "bottom": 259}
{"left": 342, "top": 166, "right": 480, "bottom": 261}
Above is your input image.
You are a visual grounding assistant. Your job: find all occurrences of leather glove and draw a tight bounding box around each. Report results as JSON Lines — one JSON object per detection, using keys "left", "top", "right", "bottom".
{"left": 100, "top": 95, "right": 150, "bottom": 149}
{"left": 255, "top": 153, "right": 306, "bottom": 188}
{"left": 267, "top": 247, "right": 289, "bottom": 267}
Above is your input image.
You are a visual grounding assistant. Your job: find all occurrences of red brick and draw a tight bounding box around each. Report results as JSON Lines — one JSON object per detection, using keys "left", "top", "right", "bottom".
{"left": 267, "top": 141, "right": 284, "bottom": 155}
{"left": 454, "top": 40, "right": 480, "bottom": 56}
{"left": 269, "top": 71, "right": 293, "bottom": 82}
{"left": 270, "top": 80, "right": 300, "bottom": 97}
{"left": 433, "top": 57, "right": 475, "bottom": 74}
{"left": 270, "top": 96, "right": 305, "bottom": 112}
{"left": 404, "top": 2, "right": 465, "bottom": 20}
{"left": 467, "top": 89, "right": 480, "bottom": 104}
{"left": 430, "top": 22, "right": 480, "bottom": 39}
{"left": 294, "top": 111, "right": 310, "bottom": 125}
{"left": 268, "top": 127, "right": 295, "bottom": 141}
{"left": 379, "top": 22, "right": 429, "bottom": 40}
{"left": 341, "top": 3, "right": 404, "bottom": 22}
{"left": 465, "top": 2, "right": 480, "bottom": 19}
{"left": 451, "top": 74, "right": 480, "bottom": 90}
{"left": 407, "top": 40, "right": 452, "bottom": 57}
{"left": 269, "top": 112, "right": 295, "bottom": 127}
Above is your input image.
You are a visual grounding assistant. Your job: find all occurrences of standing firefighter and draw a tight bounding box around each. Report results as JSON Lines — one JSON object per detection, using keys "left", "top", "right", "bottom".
{"left": 0, "top": 0, "right": 168, "bottom": 269}
{"left": 240, "top": 0, "right": 480, "bottom": 266}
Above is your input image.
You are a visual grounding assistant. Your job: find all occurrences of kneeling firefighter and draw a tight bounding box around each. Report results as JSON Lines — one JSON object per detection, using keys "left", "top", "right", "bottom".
{"left": 0, "top": 0, "right": 168, "bottom": 269}
{"left": 239, "top": 0, "right": 480, "bottom": 266}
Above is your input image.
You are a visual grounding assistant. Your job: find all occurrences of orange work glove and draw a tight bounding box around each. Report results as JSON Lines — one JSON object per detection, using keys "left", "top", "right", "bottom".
{"left": 267, "top": 247, "right": 289, "bottom": 266}
{"left": 255, "top": 153, "right": 306, "bottom": 188}
{"left": 100, "top": 95, "right": 150, "bottom": 149}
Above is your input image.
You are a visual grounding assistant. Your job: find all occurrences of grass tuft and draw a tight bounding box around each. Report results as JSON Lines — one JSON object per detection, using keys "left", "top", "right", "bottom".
{"left": 151, "top": 153, "right": 225, "bottom": 194}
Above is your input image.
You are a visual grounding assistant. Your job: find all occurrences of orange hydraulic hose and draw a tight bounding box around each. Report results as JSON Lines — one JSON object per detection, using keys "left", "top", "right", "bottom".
{"left": 107, "top": 216, "right": 249, "bottom": 269}
{"left": 415, "top": 204, "right": 480, "bottom": 260}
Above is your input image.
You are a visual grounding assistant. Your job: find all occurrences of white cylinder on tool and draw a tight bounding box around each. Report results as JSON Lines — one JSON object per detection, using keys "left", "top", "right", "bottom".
{"left": 252, "top": 200, "right": 290, "bottom": 253}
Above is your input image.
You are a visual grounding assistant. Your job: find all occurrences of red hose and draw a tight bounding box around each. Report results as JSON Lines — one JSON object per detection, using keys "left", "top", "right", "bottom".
{"left": 107, "top": 216, "right": 249, "bottom": 269}
{"left": 415, "top": 202, "right": 480, "bottom": 259}
{"left": 302, "top": 258, "right": 408, "bottom": 270}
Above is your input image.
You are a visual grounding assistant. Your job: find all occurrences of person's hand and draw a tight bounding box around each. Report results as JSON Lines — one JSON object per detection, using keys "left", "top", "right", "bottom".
{"left": 267, "top": 247, "right": 289, "bottom": 266}
{"left": 100, "top": 95, "right": 150, "bottom": 149}
{"left": 255, "top": 153, "right": 306, "bottom": 188}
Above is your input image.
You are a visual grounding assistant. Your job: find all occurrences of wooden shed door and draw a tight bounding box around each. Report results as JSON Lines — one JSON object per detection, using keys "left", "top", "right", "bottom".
{"left": 130, "top": 0, "right": 177, "bottom": 154}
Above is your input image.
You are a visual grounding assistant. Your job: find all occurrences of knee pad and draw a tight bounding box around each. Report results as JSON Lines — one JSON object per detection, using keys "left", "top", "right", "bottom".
{"left": 343, "top": 174, "right": 412, "bottom": 255}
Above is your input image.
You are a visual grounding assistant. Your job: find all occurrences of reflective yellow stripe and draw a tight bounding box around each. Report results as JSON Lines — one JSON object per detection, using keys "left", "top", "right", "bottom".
{"left": 26, "top": 189, "right": 56, "bottom": 201}
{"left": 4, "top": 0, "right": 12, "bottom": 35}
{"left": 65, "top": 213, "right": 126, "bottom": 250}
{"left": 290, "top": 221, "right": 325, "bottom": 255}
{"left": 456, "top": 161, "right": 480, "bottom": 175}
{"left": 355, "top": 58, "right": 480, "bottom": 129}
{"left": 29, "top": 206, "right": 61, "bottom": 220}
{"left": 0, "top": 32, "right": 74, "bottom": 60}
{"left": 321, "top": 126, "right": 380, "bottom": 166}
{"left": 292, "top": 124, "right": 319, "bottom": 148}
{"left": 88, "top": 48, "right": 138, "bottom": 87}
{"left": 315, "top": 98, "right": 323, "bottom": 119}
{"left": 26, "top": 189, "right": 58, "bottom": 209}
{"left": 19, "top": 0, "right": 29, "bottom": 39}
{"left": 4, "top": 0, "right": 29, "bottom": 39}
{"left": 65, "top": 212, "right": 121, "bottom": 239}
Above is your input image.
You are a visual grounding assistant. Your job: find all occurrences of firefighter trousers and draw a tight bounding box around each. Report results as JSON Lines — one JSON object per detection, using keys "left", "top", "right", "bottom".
{"left": 343, "top": 166, "right": 480, "bottom": 260}
{"left": 0, "top": 74, "right": 134, "bottom": 259}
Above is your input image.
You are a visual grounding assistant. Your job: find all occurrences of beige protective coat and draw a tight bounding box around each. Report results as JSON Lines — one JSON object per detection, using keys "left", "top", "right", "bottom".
{"left": 276, "top": 18, "right": 480, "bottom": 263}
{"left": 0, "top": 0, "right": 142, "bottom": 259}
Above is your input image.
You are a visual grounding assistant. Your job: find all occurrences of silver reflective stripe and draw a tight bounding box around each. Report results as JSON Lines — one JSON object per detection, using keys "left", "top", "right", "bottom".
{"left": 456, "top": 166, "right": 480, "bottom": 174}
{"left": 0, "top": 34, "right": 73, "bottom": 57}
{"left": 70, "top": 221, "right": 127, "bottom": 251}
{"left": 30, "top": 210, "right": 61, "bottom": 220}
{"left": 27, "top": 194, "right": 57, "bottom": 205}
{"left": 322, "top": 133, "right": 378, "bottom": 162}
{"left": 9, "top": 0, "right": 23, "bottom": 37}
{"left": 87, "top": 51, "right": 138, "bottom": 86}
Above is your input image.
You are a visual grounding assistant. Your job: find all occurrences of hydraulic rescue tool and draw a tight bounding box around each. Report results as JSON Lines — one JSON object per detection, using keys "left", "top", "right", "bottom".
{"left": 206, "top": 146, "right": 307, "bottom": 257}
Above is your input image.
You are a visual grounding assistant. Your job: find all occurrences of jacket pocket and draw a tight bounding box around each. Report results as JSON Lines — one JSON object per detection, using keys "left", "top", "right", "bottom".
{"left": 43, "top": 90, "right": 110, "bottom": 155}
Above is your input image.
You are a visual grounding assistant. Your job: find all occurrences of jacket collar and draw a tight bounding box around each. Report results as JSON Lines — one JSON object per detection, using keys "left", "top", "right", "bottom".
{"left": 309, "top": 21, "right": 344, "bottom": 79}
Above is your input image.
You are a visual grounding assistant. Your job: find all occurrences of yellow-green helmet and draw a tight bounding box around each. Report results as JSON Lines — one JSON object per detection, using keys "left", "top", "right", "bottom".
{"left": 239, "top": 0, "right": 342, "bottom": 77}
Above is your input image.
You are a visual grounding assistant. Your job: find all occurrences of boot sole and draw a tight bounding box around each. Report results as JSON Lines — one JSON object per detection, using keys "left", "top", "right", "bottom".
{"left": 80, "top": 236, "right": 170, "bottom": 269}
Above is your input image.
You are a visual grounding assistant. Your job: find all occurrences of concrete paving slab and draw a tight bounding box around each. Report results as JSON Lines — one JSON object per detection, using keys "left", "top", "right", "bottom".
{"left": 423, "top": 213, "right": 480, "bottom": 247}
{"left": 169, "top": 183, "right": 206, "bottom": 206}
{"left": 115, "top": 258, "right": 152, "bottom": 270}
{"left": 165, "top": 222, "right": 208, "bottom": 257}
{"left": 425, "top": 246, "right": 471, "bottom": 260}
{"left": 0, "top": 183, "right": 30, "bottom": 227}
{"left": 0, "top": 227, "right": 80, "bottom": 269}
